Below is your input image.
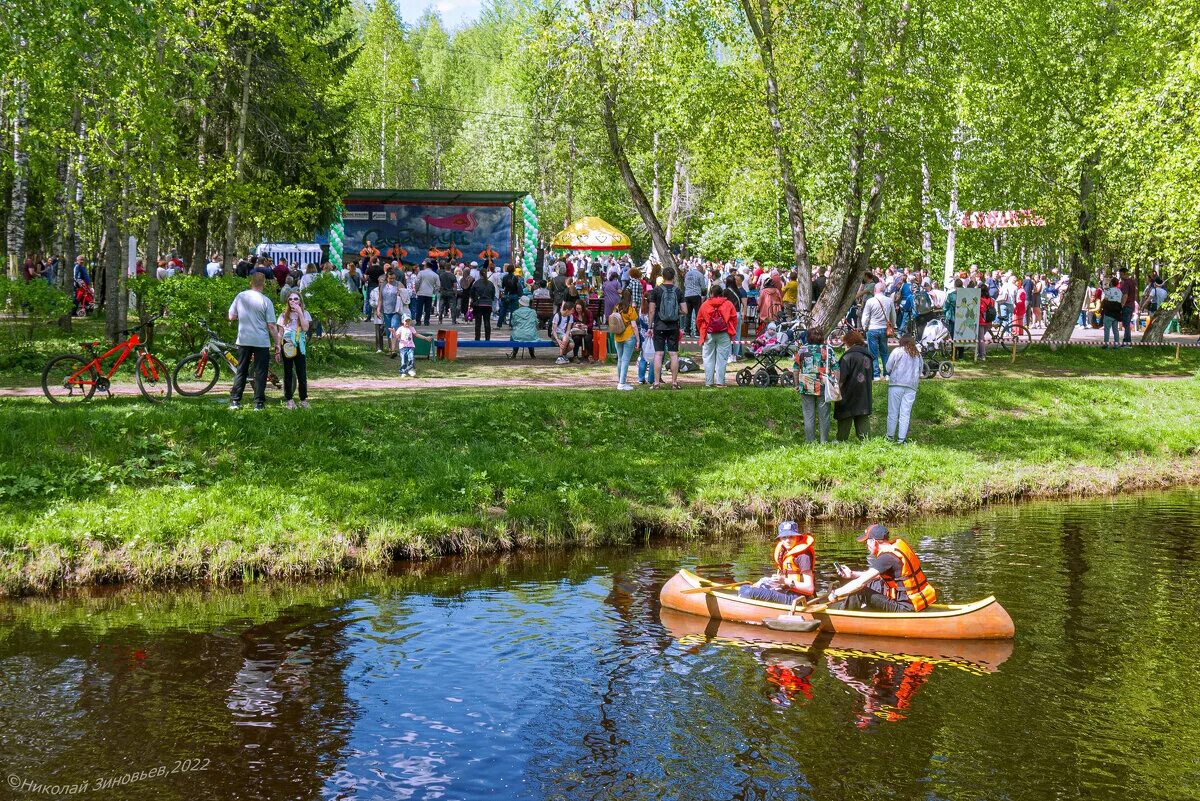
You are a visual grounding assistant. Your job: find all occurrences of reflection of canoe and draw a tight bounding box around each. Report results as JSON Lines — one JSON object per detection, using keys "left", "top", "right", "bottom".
{"left": 660, "top": 609, "right": 1014, "bottom": 673}
{"left": 659, "top": 569, "right": 1016, "bottom": 640}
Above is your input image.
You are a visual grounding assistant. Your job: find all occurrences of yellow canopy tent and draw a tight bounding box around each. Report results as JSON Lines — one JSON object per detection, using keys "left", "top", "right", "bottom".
{"left": 550, "top": 217, "right": 631, "bottom": 252}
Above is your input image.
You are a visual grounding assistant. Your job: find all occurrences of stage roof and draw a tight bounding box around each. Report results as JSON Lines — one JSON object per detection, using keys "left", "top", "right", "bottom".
{"left": 345, "top": 189, "right": 528, "bottom": 205}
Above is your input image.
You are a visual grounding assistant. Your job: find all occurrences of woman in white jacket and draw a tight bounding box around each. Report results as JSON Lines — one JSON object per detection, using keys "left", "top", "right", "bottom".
{"left": 885, "top": 335, "right": 923, "bottom": 444}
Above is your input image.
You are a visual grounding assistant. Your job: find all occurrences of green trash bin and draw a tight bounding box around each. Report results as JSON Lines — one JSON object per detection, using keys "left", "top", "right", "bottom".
{"left": 415, "top": 335, "right": 434, "bottom": 361}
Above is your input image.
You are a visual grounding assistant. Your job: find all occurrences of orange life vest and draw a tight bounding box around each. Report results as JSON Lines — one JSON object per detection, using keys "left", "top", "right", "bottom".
{"left": 772, "top": 534, "right": 816, "bottom": 596}
{"left": 876, "top": 538, "right": 937, "bottom": 611}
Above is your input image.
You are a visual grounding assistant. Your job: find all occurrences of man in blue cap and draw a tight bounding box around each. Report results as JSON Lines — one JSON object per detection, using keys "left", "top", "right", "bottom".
{"left": 738, "top": 521, "right": 817, "bottom": 604}
{"left": 827, "top": 523, "right": 938, "bottom": 612}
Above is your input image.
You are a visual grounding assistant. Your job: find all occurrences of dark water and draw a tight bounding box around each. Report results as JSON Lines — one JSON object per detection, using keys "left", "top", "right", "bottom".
{"left": 3, "top": 493, "right": 1200, "bottom": 801}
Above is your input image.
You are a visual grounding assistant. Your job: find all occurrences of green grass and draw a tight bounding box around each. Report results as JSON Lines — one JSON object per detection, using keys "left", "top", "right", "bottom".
{"left": 3, "top": 374, "right": 1200, "bottom": 595}
{"left": 961, "top": 343, "right": 1200, "bottom": 377}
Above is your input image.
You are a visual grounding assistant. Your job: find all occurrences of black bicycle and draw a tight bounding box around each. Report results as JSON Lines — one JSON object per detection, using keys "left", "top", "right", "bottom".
{"left": 172, "top": 320, "right": 281, "bottom": 396}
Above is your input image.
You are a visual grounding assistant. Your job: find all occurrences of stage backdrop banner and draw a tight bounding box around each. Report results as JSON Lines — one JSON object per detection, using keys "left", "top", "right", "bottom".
{"left": 342, "top": 202, "right": 512, "bottom": 266}
{"left": 954, "top": 287, "right": 981, "bottom": 342}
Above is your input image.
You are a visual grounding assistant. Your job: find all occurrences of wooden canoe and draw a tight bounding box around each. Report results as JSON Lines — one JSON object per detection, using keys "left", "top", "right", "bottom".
{"left": 659, "top": 569, "right": 1015, "bottom": 640}
{"left": 660, "top": 609, "right": 1014, "bottom": 673}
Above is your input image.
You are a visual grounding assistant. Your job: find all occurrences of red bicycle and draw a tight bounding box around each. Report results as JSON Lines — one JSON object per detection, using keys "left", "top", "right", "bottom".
{"left": 41, "top": 314, "right": 172, "bottom": 404}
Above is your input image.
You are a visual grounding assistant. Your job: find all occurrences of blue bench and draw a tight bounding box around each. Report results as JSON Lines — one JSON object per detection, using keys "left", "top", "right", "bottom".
{"left": 455, "top": 340, "right": 555, "bottom": 349}
{"left": 433, "top": 339, "right": 556, "bottom": 360}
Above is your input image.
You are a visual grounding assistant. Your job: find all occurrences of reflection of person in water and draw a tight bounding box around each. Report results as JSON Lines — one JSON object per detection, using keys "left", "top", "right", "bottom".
{"left": 825, "top": 656, "right": 934, "bottom": 727}
{"left": 761, "top": 650, "right": 815, "bottom": 707}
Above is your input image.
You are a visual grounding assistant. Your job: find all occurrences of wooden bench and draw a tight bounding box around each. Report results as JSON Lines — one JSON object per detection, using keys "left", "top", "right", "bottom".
{"left": 532, "top": 297, "right": 555, "bottom": 324}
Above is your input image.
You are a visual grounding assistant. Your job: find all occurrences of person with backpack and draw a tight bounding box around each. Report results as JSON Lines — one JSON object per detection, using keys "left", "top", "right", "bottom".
{"left": 610, "top": 289, "right": 639, "bottom": 389}
{"left": 1100, "top": 276, "right": 1125, "bottom": 348}
{"left": 552, "top": 302, "right": 578, "bottom": 364}
{"left": 648, "top": 265, "right": 685, "bottom": 389}
{"left": 795, "top": 329, "right": 839, "bottom": 443}
{"left": 697, "top": 284, "right": 738, "bottom": 387}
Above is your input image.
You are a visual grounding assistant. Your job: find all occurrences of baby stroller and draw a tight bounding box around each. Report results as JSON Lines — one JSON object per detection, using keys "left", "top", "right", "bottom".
{"left": 918, "top": 319, "right": 955, "bottom": 378}
{"left": 736, "top": 319, "right": 802, "bottom": 387}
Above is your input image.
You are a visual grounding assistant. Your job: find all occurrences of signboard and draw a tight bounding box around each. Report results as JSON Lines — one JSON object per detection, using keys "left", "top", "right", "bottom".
{"left": 954, "top": 287, "right": 981, "bottom": 342}
{"left": 341, "top": 202, "right": 513, "bottom": 266}
{"left": 958, "top": 209, "right": 1046, "bottom": 229}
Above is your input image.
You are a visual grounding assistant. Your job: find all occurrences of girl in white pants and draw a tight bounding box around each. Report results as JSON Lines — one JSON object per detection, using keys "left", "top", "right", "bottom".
{"left": 885, "top": 336, "right": 923, "bottom": 444}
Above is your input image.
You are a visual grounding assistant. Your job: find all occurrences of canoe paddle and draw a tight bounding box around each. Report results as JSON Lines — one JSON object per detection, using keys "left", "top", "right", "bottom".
{"left": 680, "top": 581, "right": 751, "bottom": 595}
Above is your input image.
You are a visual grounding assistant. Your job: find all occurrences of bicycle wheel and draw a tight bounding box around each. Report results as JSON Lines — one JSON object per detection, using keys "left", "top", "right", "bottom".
{"left": 827, "top": 325, "right": 846, "bottom": 348}
{"left": 136, "top": 353, "right": 173, "bottom": 402}
{"left": 42, "top": 354, "right": 98, "bottom": 405}
{"left": 1013, "top": 323, "right": 1034, "bottom": 352}
{"left": 173, "top": 352, "right": 220, "bottom": 396}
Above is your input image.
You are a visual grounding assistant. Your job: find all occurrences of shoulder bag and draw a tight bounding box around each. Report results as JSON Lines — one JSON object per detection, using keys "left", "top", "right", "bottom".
{"left": 821, "top": 347, "right": 842, "bottom": 403}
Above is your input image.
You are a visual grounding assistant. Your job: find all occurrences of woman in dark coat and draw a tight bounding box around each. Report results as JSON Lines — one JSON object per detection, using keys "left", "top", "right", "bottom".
{"left": 835, "top": 329, "right": 874, "bottom": 441}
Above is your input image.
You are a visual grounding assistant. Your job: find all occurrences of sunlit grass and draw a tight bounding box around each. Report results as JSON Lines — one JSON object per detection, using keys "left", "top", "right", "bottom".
{"left": 2, "top": 374, "right": 1200, "bottom": 594}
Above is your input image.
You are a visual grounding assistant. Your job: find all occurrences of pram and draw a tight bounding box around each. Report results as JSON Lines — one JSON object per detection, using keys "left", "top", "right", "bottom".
{"left": 736, "top": 319, "right": 803, "bottom": 387}
{"left": 918, "top": 318, "right": 955, "bottom": 378}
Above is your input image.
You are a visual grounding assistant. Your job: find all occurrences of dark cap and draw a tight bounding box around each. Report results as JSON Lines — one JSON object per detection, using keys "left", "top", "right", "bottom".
{"left": 857, "top": 523, "right": 890, "bottom": 543}
{"left": 776, "top": 521, "right": 800, "bottom": 539}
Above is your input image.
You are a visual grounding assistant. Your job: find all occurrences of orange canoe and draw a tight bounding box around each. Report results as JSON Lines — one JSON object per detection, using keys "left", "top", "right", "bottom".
{"left": 660, "top": 609, "right": 1014, "bottom": 672}
{"left": 659, "top": 569, "right": 1015, "bottom": 640}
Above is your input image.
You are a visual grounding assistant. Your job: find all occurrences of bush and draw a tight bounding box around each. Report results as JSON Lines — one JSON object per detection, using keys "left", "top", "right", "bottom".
{"left": 301, "top": 273, "right": 361, "bottom": 338}
{"left": 130, "top": 275, "right": 244, "bottom": 352}
{"left": 0, "top": 278, "right": 73, "bottom": 344}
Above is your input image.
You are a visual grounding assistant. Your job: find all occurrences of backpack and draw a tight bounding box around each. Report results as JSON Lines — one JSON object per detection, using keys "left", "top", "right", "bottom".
{"left": 608, "top": 311, "right": 627, "bottom": 335}
{"left": 984, "top": 299, "right": 996, "bottom": 323}
{"left": 657, "top": 285, "right": 681, "bottom": 323}
{"left": 707, "top": 305, "right": 728, "bottom": 334}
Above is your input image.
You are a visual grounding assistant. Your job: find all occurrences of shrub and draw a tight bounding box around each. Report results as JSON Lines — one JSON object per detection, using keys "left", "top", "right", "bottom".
{"left": 301, "top": 273, "right": 361, "bottom": 338}
{"left": 0, "top": 278, "right": 74, "bottom": 344}
{"left": 130, "top": 275, "right": 244, "bottom": 351}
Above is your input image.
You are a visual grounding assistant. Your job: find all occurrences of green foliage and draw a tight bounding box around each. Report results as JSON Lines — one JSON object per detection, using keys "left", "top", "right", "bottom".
{"left": 0, "top": 278, "right": 73, "bottom": 343}
{"left": 131, "top": 275, "right": 244, "bottom": 351}
{"left": 300, "top": 273, "right": 361, "bottom": 337}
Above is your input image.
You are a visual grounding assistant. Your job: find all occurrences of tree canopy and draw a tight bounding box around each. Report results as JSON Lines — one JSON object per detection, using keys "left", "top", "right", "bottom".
{"left": 3, "top": 0, "right": 1198, "bottom": 327}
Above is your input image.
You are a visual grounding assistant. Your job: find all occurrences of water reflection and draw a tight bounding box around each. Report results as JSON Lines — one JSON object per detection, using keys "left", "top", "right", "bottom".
{"left": 0, "top": 492, "right": 1198, "bottom": 801}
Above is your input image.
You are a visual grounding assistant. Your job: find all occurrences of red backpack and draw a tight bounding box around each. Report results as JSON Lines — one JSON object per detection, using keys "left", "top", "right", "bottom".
{"left": 708, "top": 304, "right": 728, "bottom": 334}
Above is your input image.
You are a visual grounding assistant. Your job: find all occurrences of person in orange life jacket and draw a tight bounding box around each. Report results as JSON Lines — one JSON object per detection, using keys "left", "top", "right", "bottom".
{"left": 826, "top": 655, "right": 934, "bottom": 727}
{"left": 762, "top": 651, "right": 815, "bottom": 706}
{"left": 737, "top": 521, "right": 816, "bottom": 604}
{"left": 826, "top": 523, "right": 937, "bottom": 612}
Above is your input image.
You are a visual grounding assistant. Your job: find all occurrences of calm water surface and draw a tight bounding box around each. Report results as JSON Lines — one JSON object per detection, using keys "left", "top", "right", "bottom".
{"left": 3, "top": 492, "right": 1200, "bottom": 800}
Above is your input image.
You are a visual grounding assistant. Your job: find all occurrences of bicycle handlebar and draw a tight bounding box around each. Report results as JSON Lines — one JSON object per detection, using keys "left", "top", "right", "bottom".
{"left": 116, "top": 313, "right": 164, "bottom": 338}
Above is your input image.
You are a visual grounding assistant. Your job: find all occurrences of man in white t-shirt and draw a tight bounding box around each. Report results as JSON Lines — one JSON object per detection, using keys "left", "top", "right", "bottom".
{"left": 227, "top": 271, "right": 279, "bottom": 410}
{"left": 206, "top": 255, "right": 223, "bottom": 278}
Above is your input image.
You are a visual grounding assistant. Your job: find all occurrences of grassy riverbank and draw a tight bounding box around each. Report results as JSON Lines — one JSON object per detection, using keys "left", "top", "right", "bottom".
{"left": 3, "top": 375, "right": 1200, "bottom": 595}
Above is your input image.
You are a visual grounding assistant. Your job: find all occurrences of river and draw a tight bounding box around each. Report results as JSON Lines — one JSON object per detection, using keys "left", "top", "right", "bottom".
{"left": 2, "top": 492, "right": 1199, "bottom": 800}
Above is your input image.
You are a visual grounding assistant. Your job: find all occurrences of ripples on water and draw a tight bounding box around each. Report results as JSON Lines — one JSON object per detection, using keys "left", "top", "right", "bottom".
{"left": 1, "top": 493, "right": 1200, "bottom": 800}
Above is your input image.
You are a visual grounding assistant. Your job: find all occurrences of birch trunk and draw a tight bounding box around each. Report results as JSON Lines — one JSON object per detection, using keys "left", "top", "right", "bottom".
{"left": 665, "top": 155, "right": 683, "bottom": 245}
{"left": 651, "top": 131, "right": 661, "bottom": 216}
{"left": 564, "top": 135, "right": 575, "bottom": 227}
{"left": 6, "top": 76, "right": 29, "bottom": 279}
{"left": 920, "top": 155, "right": 932, "bottom": 267}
